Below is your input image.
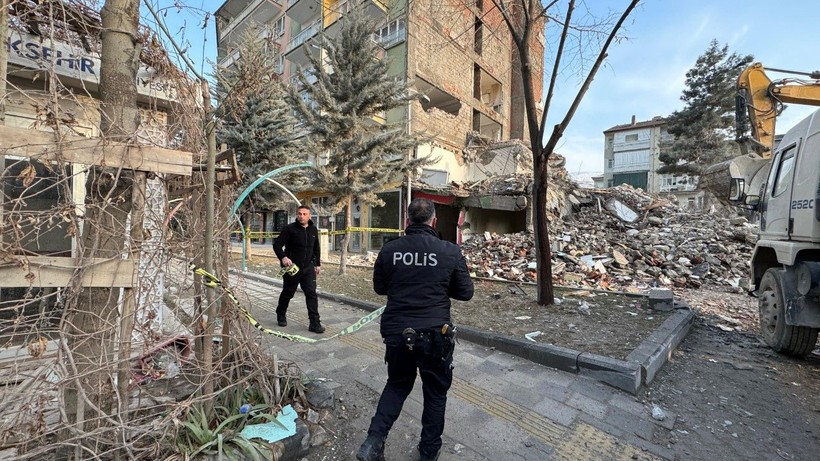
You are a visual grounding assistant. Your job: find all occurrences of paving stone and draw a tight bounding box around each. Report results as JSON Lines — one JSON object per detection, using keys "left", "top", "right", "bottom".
{"left": 607, "top": 394, "right": 649, "bottom": 417}
{"left": 566, "top": 391, "right": 608, "bottom": 419}
{"left": 531, "top": 396, "right": 581, "bottom": 427}
{"left": 605, "top": 406, "right": 658, "bottom": 442}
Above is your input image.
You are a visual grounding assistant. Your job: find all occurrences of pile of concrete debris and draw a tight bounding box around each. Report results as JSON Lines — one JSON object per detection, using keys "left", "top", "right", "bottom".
{"left": 462, "top": 183, "right": 758, "bottom": 293}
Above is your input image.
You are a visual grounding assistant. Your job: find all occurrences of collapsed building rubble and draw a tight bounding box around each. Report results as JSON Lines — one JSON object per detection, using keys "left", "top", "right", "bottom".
{"left": 462, "top": 181, "right": 757, "bottom": 293}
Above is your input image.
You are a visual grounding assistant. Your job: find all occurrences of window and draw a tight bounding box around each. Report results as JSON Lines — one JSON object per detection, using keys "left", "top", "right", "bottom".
{"left": 624, "top": 133, "right": 639, "bottom": 142}
{"left": 772, "top": 148, "right": 796, "bottom": 197}
{"left": 273, "top": 16, "right": 285, "bottom": 38}
{"left": 369, "top": 190, "right": 401, "bottom": 250}
{"left": 474, "top": 19, "right": 483, "bottom": 55}
{"left": 607, "top": 158, "right": 614, "bottom": 169}
{"left": 294, "top": 91, "right": 316, "bottom": 126}
{"left": 421, "top": 169, "right": 448, "bottom": 186}
{"left": 612, "top": 150, "right": 651, "bottom": 171}
{"left": 374, "top": 19, "right": 405, "bottom": 48}
{"left": 2, "top": 158, "right": 73, "bottom": 256}
{"left": 274, "top": 54, "right": 284, "bottom": 74}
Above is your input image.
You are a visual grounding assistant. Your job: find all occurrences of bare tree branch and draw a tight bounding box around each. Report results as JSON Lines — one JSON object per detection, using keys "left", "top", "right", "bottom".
{"left": 539, "top": 0, "right": 575, "bottom": 145}
{"left": 545, "top": 0, "right": 639, "bottom": 155}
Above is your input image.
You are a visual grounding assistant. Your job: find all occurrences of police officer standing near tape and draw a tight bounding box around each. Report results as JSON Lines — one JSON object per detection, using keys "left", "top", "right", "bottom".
{"left": 272, "top": 205, "right": 325, "bottom": 333}
{"left": 357, "top": 198, "right": 474, "bottom": 461}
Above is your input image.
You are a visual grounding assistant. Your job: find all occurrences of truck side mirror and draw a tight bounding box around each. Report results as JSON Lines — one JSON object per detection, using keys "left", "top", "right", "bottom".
{"left": 729, "top": 178, "right": 746, "bottom": 202}
{"left": 745, "top": 195, "right": 761, "bottom": 208}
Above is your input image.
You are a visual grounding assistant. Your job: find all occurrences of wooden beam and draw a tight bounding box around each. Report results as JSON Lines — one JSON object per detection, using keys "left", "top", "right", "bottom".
{"left": 0, "top": 125, "right": 193, "bottom": 176}
{"left": 0, "top": 256, "right": 136, "bottom": 288}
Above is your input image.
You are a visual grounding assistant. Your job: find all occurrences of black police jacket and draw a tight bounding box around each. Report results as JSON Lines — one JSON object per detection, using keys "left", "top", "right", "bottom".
{"left": 272, "top": 219, "right": 320, "bottom": 269}
{"left": 374, "top": 223, "right": 474, "bottom": 336}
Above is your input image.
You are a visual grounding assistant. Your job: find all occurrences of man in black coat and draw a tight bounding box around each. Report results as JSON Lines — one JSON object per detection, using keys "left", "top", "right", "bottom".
{"left": 357, "top": 198, "right": 474, "bottom": 461}
{"left": 272, "top": 205, "right": 324, "bottom": 333}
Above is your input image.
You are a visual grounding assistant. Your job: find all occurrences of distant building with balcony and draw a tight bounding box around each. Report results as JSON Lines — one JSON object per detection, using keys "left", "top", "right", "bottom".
{"left": 215, "top": 0, "right": 544, "bottom": 249}
{"left": 603, "top": 116, "right": 705, "bottom": 210}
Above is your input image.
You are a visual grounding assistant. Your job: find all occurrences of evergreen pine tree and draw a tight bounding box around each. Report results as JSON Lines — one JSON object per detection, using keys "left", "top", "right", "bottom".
{"left": 216, "top": 25, "right": 297, "bottom": 209}
{"left": 289, "top": 7, "right": 428, "bottom": 274}
{"left": 658, "top": 40, "right": 753, "bottom": 176}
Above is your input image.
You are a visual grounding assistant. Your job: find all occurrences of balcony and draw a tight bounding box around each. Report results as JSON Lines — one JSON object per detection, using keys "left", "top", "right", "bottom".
{"left": 289, "top": 72, "right": 318, "bottom": 89}
{"left": 284, "top": 19, "right": 322, "bottom": 65}
{"left": 217, "top": 0, "right": 282, "bottom": 43}
{"left": 218, "top": 28, "right": 276, "bottom": 69}
{"left": 324, "top": 0, "right": 387, "bottom": 34}
{"left": 373, "top": 26, "right": 405, "bottom": 49}
{"left": 286, "top": 0, "right": 321, "bottom": 24}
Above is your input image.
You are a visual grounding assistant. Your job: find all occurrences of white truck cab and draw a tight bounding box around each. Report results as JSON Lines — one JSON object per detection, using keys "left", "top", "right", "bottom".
{"left": 731, "top": 108, "right": 820, "bottom": 357}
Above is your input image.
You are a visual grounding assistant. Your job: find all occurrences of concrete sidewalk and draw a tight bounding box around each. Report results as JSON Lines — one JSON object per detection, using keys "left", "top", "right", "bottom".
{"left": 231, "top": 271, "right": 675, "bottom": 461}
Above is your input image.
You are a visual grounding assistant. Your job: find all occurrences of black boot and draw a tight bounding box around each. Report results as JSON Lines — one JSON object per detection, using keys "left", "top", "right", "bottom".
{"left": 308, "top": 321, "right": 325, "bottom": 333}
{"left": 277, "top": 314, "right": 287, "bottom": 327}
{"left": 356, "top": 434, "right": 385, "bottom": 461}
{"left": 418, "top": 446, "right": 440, "bottom": 461}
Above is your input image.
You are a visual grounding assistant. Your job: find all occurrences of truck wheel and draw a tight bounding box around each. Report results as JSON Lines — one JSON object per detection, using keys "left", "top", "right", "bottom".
{"left": 758, "top": 268, "right": 819, "bottom": 357}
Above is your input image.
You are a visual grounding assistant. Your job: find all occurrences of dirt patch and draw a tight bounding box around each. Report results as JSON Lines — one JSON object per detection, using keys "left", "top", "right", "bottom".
{"left": 246, "top": 258, "right": 670, "bottom": 360}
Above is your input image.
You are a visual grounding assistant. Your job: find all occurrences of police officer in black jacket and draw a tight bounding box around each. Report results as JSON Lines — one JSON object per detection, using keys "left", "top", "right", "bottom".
{"left": 357, "top": 198, "right": 474, "bottom": 461}
{"left": 272, "top": 205, "right": 325, "bottom": 333}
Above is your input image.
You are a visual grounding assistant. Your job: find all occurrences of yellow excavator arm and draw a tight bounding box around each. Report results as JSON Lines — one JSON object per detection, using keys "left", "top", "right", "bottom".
{"left": 736, "top": 62, "right": 820, "bottom": 157}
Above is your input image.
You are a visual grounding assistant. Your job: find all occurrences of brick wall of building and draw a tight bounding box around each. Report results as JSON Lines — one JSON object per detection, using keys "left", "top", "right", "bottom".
{"left": 406, "top": 0, "right": 518, "bottom": 173}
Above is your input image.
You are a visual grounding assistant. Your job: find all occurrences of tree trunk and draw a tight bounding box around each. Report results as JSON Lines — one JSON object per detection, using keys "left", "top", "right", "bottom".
{"left": 517, "top": 22, "right": 555, "bottom": 306}
{"left": 531, "top": 151, "right": 554, "bottom": 304}
{"left": 201, "top": 78, "right": 217, "bottom": 408}
{"left": 63, "top": 0, "right": 141, "bottom": 454}
{"left": 218, "top": 185, "right": 233, "bottom": 361}
{"left": 338, "top": 195, "right": 352, "bottom": 275}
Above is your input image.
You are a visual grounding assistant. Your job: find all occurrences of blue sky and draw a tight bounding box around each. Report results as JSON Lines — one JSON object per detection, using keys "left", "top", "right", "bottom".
{"left": 551, "top": 0, "right": 818, "bottom": 176}
{"left": 145, "top": 0, "right": 818, "bottom": 177}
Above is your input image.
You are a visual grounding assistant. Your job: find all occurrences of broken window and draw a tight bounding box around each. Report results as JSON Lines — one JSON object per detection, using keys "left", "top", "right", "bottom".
{"left": 472, "top": 109, "right": 502, "bottom": 140}
{"left": 473, "top": 64, "right": 502, "bottom": 112}
{"left": 416, "top": 78, "right": 462, "bottom": 116}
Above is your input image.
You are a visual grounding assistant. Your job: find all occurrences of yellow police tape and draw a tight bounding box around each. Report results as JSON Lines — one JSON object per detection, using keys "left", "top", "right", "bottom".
{"left": 231, "top": 227, "right": 403, "bottom": 239}
{"left": 189, "top": 263, "right": 384, "bottom": 343}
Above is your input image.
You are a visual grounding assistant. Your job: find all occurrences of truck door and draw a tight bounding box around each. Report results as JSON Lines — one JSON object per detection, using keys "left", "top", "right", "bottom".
{"left": 789, "top": 127, "right": 820, "bottom": 242}
{"left": 761, "top": 143, "right": 798, "bottom": 239}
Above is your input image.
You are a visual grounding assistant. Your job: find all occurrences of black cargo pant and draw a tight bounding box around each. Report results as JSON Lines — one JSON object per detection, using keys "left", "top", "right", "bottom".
{"left": 275, "top": 263, "right": 320, "bottom": 323}
{"left": 366, "top": 330, "right": 454, "bottom": 457}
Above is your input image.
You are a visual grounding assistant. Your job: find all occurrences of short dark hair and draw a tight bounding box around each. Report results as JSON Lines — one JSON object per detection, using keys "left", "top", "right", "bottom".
{"left": 408, "top": 198, "right": 435, "bottom": 224}
{"left": 298, "top": 205, "right": 311, "bottom": 212}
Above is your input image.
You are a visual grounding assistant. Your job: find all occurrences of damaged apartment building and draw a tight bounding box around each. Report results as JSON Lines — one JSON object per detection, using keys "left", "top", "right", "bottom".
{"left": 215, "top": 0, "right": 544, "bottom": 251}
{"left": 1, "top": 2, "right": 190, "bottom": 334}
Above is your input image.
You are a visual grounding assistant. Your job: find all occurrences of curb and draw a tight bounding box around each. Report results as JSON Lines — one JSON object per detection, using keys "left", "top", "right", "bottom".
{"left": 231, "top": 269, "right": 693, "bottom": 394}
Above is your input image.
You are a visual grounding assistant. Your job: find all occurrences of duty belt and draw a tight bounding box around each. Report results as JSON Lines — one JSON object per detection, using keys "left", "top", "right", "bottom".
{"left": 401, "top": 324, "right": 457, "bottom": 352}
